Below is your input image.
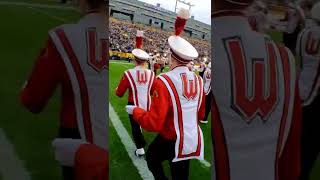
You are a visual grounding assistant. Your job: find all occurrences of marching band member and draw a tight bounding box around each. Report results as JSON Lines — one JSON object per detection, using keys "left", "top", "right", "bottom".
{"left": 296, "top": 2, "right": 320, "bottom": 179}
{"left": 115, "top": 30, "right": 155, "bottom": 157}
{"left": 282, "top": 2, "right": 305, "bottom": 54}
{"left": 200, "top": 62, "right": 211, "bottom": 124}
{"left": 126, "top": 8, "right": 206, "bottom": 180}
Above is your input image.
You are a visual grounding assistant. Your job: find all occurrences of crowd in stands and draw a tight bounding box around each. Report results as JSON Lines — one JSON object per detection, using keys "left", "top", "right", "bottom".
{"left": 109, "top": 18, "right": 211, "bottom": 61}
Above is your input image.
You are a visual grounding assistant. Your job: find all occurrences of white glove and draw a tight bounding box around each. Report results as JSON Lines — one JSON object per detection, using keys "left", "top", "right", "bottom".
{"left": 52, "top": 138, "right": 87, "bottom": 166}
{"left": 126, "top": 105, "right": 137, "bottom": 115}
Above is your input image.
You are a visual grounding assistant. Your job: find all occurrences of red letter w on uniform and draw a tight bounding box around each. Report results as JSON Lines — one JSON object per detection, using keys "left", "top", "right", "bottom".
{"left": 87, "top": 28, "right": 108, "bottom": 72}
{"left": 181, "top": 73, "right": 198, "bottom": 100}
{"left": 137, "top": 71, "right": 148, "bottom": 84}
{"left": 227, "top": 39, "right": 278, "bottom": 122}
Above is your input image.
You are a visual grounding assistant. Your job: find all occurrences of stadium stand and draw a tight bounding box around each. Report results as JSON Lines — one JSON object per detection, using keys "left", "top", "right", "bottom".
{"left": 109, "top": 0, "right": 210, "bottom": 41}
{"left": 109, "top": 18, "right": 210, "bottom": 61}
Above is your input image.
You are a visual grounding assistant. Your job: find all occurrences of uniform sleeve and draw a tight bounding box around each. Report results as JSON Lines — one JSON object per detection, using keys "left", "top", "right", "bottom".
{"left": 115, "top": 74, "right": 129, "bottom": 97}
{"left": 198, "top": 89, "right": 206, "bottom": 121}
{"left": 132, "top": 79, "right": 170, "bottom": 132}
{"left": 20, "top": 38, "right": 64, "bottom": 113}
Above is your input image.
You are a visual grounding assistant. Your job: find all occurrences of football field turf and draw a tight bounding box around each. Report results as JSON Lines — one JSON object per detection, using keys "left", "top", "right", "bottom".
{"left": 0, "top": 1, "right": 80, "bottom": 179}
{"left": 0, "top": 1, "right": 319, "bottom": 179}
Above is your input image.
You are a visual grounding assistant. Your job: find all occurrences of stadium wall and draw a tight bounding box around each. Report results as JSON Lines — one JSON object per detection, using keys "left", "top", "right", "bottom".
{"left": 109, "top": 0, "right": 211, "bottom": 41}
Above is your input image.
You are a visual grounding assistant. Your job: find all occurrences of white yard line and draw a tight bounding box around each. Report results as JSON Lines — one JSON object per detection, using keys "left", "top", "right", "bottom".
{"left": 109, "top": 103, "right": 154, "bottom": 180}
{"left": 0, "top": 1, "right": 77, "bottom": 11}
{"left": 110, "top": 61, "right": 133, "bottom": 65}
{"left": 109, "top": 61, "right": 133, "bottom": 68}
{"left": 0, "top": 129, "right": 31, "bottom": 180}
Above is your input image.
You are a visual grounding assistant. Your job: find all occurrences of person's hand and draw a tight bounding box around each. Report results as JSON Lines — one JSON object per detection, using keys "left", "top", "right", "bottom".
{"left": 126, "top": 105, "right": 137, "bottom": 115}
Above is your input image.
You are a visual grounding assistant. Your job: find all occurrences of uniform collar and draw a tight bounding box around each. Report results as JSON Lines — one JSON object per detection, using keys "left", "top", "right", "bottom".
{"left": 213, "top": 13, "right": 251, "bottom": 33}
{"left": 79, "top": 13, "right": 106, "bottom": 28}
{"left": 171, "top": 65, "right": 189, "bottom": 71}
{"left": 134, "top": 65, "right": 146, "bottom": 70}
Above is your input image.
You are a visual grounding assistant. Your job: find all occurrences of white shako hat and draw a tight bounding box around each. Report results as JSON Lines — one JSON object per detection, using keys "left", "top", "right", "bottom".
{"left": 168, "top": 8, "right": 198, "bottom": 63}
{"left": 132, "top": 30, "right": 149, "bottom": 61}
{"left": 311, "top": 2, "right": 320, "bottom": 22}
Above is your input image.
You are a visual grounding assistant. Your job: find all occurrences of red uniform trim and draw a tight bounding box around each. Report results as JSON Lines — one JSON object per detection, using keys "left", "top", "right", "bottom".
{"left": 56, "top": 29, "right": 93, "bottom": 143}
{"left": 275, "top": 46, "right": 291, "bottom": 180}
{"left": 126, "top": 71, "right": 139, "bottom": 106}
{"left": 211, "top": 96, "right": 230, "bottom": 180}
{"left": 162, "top": 74, "right": 201, "bottom": 158}
{"left": 146, "top": 72, "right": 154, "bottom": 110}
{"left": 196, "top": 75, "right": 203, "bottom": 111}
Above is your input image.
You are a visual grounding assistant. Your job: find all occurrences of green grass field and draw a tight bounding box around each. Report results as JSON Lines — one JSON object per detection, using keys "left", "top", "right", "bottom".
{"left": 0, "top": 1, "right": 320, "bottom": 180}
{"left": 0, "top": 1, "right": 80, "bottom": 179}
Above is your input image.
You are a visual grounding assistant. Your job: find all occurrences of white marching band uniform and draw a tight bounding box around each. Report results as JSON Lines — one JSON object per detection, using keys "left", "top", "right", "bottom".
{"left": 49, "top": 13, "right": 108, "bottom": 165}
{"left": 158, "top": 67, "right": 205, "bottom": 162}
{"left": 297, "top": 4, "right": 320, "bottom": 106}
{"left": 124, "top": 67, "right": 155, "bottom": 110}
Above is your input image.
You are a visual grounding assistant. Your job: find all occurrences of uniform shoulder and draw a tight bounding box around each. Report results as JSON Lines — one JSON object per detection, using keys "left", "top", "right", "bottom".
{"left": 48, "top": 24, "right": 76, "bottom": 36}
{"left": 276, "top": 44, "right": 297, "bottom": 67}
{"left": 156, "top": 72, "right": 170, "bottom": 81}
{"left": 152, "top": 76, "right": 166, "bottom": 87}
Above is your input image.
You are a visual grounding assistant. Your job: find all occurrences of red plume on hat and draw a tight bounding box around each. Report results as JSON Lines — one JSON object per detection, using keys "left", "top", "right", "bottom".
{"left": 175, "top": 8, "right": 190, "bottom": 36}
{"left": 135, "top": 30, "right": 144, "bottom": 49}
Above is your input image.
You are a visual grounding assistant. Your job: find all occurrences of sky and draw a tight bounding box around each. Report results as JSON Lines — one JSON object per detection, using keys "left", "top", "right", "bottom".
{"left": 138, "top": 0, "right": 211, "bottom": 25}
